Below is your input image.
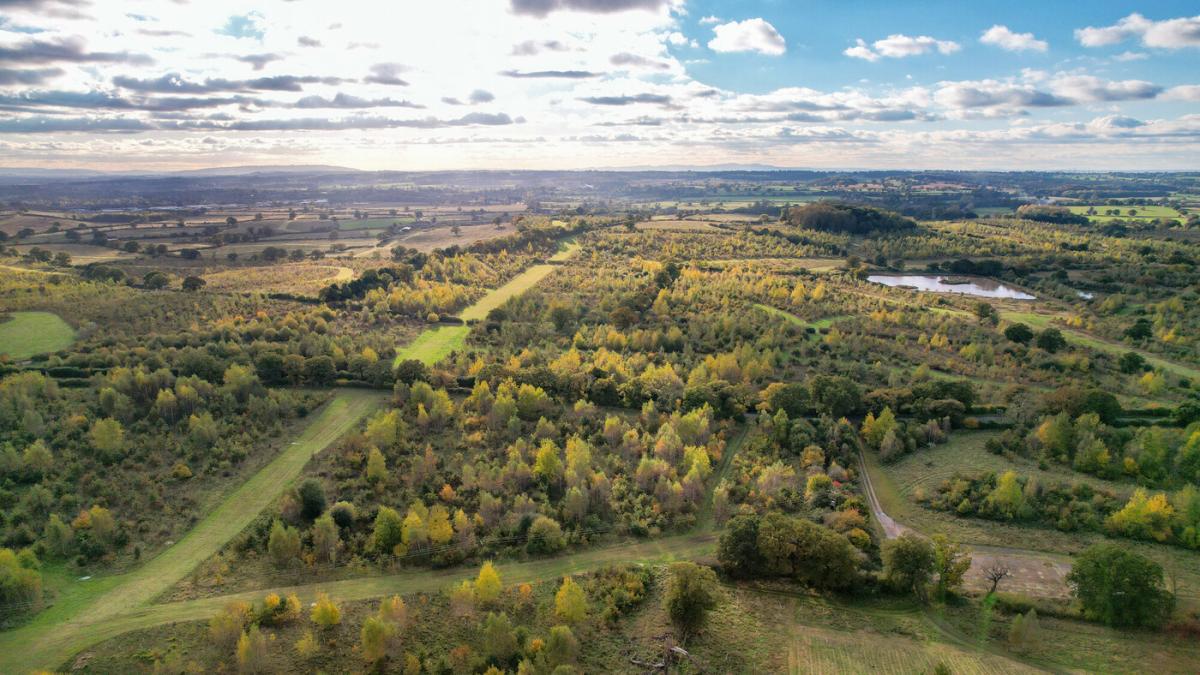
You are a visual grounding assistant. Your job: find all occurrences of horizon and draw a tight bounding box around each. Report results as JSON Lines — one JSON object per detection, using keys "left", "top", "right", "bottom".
{"left": 0, "top": 1, "right": 1198, "bottom": 170}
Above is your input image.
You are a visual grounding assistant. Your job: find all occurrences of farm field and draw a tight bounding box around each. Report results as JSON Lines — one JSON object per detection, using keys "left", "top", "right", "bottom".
{"left": 0, "top": 310, "right": 75, "bottom": 359}
{"left": 1067, "top": 204, "right": 1186, "bottom": 223}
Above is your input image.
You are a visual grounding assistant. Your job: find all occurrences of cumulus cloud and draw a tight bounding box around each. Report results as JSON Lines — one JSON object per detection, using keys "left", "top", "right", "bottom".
{"left": 0, "top": 37, "right": 152, "bottom": 65}
{"left": 707, "top": 18, "right": 786, "bottom": 56}
{"left": 511, "top": 40, "right": 568, "bottom": 55}
{"left": 293, "top": 93, "right": 423, "bottom": 109}
{"left": 234, "top": 53, "right": 281, "bottom": 71}
{"left": 113, "top": 73, "right": 351, "bottom": 94}
{"left": 1076, "top": 13, "right": 1200, "bottom": 49}
{"left": 1164, "top": 85, "right": 1200, "bottom": 101}
{"left": 500, "top": 69, "right": 598, "bottom": 78}
{"left": 509, "top": 0, "right": 669, "bottom": 18}
{"left": 980, "top": 25, "right": 1048, "bottom": 52}
{"left": 610, "top": 52, "right": 670, "bottom": 69}
{"left": 846, "top": 34, "right": 960, "bottom": 61}
{"left": 364, "top": 63, "right": 409, "bottom": 86}
{"left": 297, "top": 36, "right": 322, "bottom": 48}
{"left": 579, "top": 93, "right": 673, "bottom": 106}
{"left": 933, "top": 74, "right": 1161, "bottom": 113}
{"left": 0, "top": 67, "right": 63, "bottom": 85}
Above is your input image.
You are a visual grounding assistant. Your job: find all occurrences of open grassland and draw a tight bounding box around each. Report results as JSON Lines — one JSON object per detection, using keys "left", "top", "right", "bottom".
{"left": 0, "top": 389, "right": 385, "bottom": 675}
{"left": 392, "top": 325, "right": 471, "bottom": 366}
{"left": 0, "top": 311, "right": 75, "bottom": 359}
{"left": 201, "top": 263, "right": 353, "bottom": 296}
{"left": 1067, "top": 204, "right": 1185, "bottom": 223}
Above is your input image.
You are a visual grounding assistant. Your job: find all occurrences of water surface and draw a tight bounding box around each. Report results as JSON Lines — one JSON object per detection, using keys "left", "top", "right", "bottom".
{"left": 868, "top": 274, "right": 1035, "bottom": 300}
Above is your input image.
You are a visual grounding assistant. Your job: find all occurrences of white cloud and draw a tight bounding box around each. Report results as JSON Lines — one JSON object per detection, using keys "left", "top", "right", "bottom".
{"left": 1076, "top": 13, "right": 1200, "bottom": 49}
{"left": 980, "top": 25, "right": 1048, "bottom": 52}
{"left": 699, "top": 15, "right": 720, "bottom": 25}
{"left": 845, "top": 34, "right": 960, "bottom": 61}
{"left": 707, "top": 18, "right": 786, "bottom": 56}
{"left": 843, "top": 39, "right": 879, "bottom": 62}
{"left": 665, "top": 31, "right": 697, "bottom": 48}
{"left": 1164, "top": 85, "right": 1200, "bottom": 101}
{"left": 1113, "top": 51, "right": 1148, "bottom": 62}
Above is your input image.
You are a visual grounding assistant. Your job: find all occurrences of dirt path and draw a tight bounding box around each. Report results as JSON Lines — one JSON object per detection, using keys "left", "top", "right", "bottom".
{"left": 0, "top": 390, "right": 386, "bottom": 674}
{"left": 857, "top": 449, "right": 1072, "bottom": 598}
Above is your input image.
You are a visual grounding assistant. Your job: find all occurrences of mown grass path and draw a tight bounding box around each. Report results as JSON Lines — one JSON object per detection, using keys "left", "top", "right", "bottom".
{"left": 0, "top": 389, "right": 385, "bottom": 674}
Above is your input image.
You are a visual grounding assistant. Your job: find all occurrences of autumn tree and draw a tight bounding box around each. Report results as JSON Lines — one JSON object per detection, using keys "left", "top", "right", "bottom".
{"left": 663, "top": 562, "right": 720, "bottom": 640}
{"left": 554, "top": 576, "right": 587, "bottom": 624}
{"left": 882, "top": 533, "right": 935, "bottom": 601}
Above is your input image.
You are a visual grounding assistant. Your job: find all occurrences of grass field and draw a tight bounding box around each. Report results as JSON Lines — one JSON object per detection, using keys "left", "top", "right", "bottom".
{"left": 0, "top": 311, "right": 76, "bottom": 359}
{"left": 635, "top": 219, "right": 724, "bottom": 232}
{"left": 0, "top": 389, "right": 385, "bottom": 674}
{"left": 1067, "top": 204, "right": 1185, "bottom": 223}
{"left": 1000, "top": 310, "right": 1200, "bottom": 381}
{"left": 201, "top": 263, "right": 353, "bottom": 296}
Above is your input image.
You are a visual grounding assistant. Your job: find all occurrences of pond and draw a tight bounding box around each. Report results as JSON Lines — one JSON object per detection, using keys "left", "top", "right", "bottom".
{"left": 867, "top": 274, "right": 1036, "bottom": 300}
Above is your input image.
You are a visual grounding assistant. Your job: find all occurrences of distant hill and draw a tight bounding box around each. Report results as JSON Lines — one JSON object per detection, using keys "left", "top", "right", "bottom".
{"left": 0, "top": 164, "right": 359, "bottom": 182}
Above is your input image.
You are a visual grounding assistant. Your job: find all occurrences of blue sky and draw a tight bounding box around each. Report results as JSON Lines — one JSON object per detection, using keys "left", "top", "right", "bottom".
{"left": 0, "top": 0, "right": 1197, "bottom": 170}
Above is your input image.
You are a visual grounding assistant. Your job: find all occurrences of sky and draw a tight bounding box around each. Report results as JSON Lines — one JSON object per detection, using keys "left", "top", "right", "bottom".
{"left": 0, "top": 0, "right": 1198, "bottom": 171}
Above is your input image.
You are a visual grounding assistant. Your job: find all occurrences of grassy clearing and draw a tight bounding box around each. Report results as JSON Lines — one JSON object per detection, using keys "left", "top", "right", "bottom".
{"left": 868, "top": 433, "right": 1200, "bottom": 599}
{"left": 635, "top": 219, "right": 724, "bottom": 232}
{"left": 0, "top": 310, "right": 75, "bottom": 359}
{"left": 1067, "top": 204, "right": 1184, "bottom": 223}
{"left": 1000, "top": 310, "right": 1200, "bottom": 381}
{"left": 392, "top": 325, "right": 470, "bottom": 366}
{"left": 201, "top": 263, "right": 353, "bottom": 296}
{"left": 753, "top": 303, "right": 848, "bottom": 337}
{"left": 0, "top": 389, "right": 385, "bottom": 674}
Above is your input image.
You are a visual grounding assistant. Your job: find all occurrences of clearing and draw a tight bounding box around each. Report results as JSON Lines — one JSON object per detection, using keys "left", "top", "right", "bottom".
{"left": 0, "top": 311, "right": 76, "bottom": 360}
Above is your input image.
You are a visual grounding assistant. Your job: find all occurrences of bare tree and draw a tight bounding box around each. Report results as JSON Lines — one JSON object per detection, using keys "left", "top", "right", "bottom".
{"left": 984, "top": 565, "right": 1011, "bottom": 596}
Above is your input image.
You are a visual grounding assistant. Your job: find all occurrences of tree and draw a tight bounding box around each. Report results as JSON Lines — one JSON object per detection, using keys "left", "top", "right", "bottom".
{"left": 372, "top": 507, "right": 404, "bottom": 555}
{"left": 717, "top": 515, "right": 764, "bottom": 579}
{"left": 182, "top": 275, "right": 206, "bottom": 291}
{"left": 931, "top": 535, "right": 971, "bottom": 600}
{"left": 236, "top": 625, "right": 268, "bottom": 673}
{"left": 1067, "top": 543, "right": 1173, "bottom": 627}
{"left": 1035, "top": 328, "right": 1066, "bottom": 353}
{"left": 475, "top": 561, "right": 502, "bottom": 605}
{"left": 554, "top": 576, "right": 587, "bottom": 624}
{"left": 366, "top": 446, "right": 388, "bottom": 483}
{"left": 482, "top": 612, "right": 518, "bottom": 662}
{"left": 543, "top": 625, "right": 579, "bottom": 668}
{"left": 360, "top": 615, "right": 396, "bottom": 664}
{"left": 526, "top": 516, "right": 564, "bottom": 555}
{"left": 88, "top": 418, "right": 124, "bottom": 462}
{"left": 297, "top": 479, "right": 327, "bottom": 521}
{"left": 753, "top": 513, "right": 860, "bottom": 590}
{"left": 882, "top": 533, "right": 935, "bottom": 600}
{"left": 1004, "top": 323, "right": 1033, "bottom": 344}
{"left": 663, "top": 562, "right": 719, "bottom": 640}
{"left": 983, "top": 564, "right": 1010, "bottom": 596}
{"left": 312, "top": 514, "right": 340, "bottom": 564}
{"left": 267, "top": 520, "right": 301, "bottom": 569}
{"left": 809, "top": 375, "right": 862, "bottom": 418}
{"left": 311, "top": 592, "right": 342, "bottom": 629}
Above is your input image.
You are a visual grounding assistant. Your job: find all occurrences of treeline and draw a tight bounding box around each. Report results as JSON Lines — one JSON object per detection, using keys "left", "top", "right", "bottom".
{"left": 785, "top": 202, "right": 917, "bottom": 235}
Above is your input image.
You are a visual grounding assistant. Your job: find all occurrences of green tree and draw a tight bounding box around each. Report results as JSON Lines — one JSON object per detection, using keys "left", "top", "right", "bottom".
{"left": 1035, "top": 328, "right": 1067, "bottom": 353}
{"left": 311, "top": 592, "right": 342, "bottom": 629}
{"left": 717, "top": 515, "right": 765, "bottom": 579}
{"left": 526, "top": 515, "right": 564, "bottom": 555}
{"left": 297, "top": 479, "right": 327, "bottom": 520}
{"left": 931, "top": 534, "right": 971, "bottom": 600}
{"left": 1066, "top": 543, "right": 1173, "bottom": 627}
{"left": 267, "top": 520, "right": 301, "bottom": 569}
{"left": 663, "top": 562, "right": 719, "bottom": 640}
{"left": 1004, "top": 322, "right": 1033, "bottom": 344}
{"left": 88, "top": 418, "right": 125, "bottom": 462}
{"left": 882, "top": 533, "right": 935, "bottom": 601}
{"left": 360, "top": 615, "right": 396, "bottom": 664}
{"left": 482, "top": 612, "right": 517, "bottom": 662}
{"left": 366, "top": 446, "right": 388, "bottom": 483}
{"left": 372, "top": 506, "right": 404, "bottom": 555}
{"left": 236, "top": 625, "right": 268, "bottom": 673}
{"left": 809, "top": 375, "right": 862, "bottom": 418}
{"left": 312, "top": 513, "right": 340, "bottom": 564}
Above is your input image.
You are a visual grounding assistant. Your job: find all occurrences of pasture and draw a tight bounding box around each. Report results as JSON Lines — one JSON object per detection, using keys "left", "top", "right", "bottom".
{"left": 0, "top": 311, "right": 75, "bottom": 359}
{"left": 201, "top": 263, "right": 353, "bottom": 296}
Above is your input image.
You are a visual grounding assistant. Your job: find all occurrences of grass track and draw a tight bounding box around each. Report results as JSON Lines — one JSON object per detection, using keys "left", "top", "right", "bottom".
{"left": 0, "top": 389, "right": 385, "bottom": 674}
{"left": 0, "top": 311, "right": 75, "bottom": 359}
{"left": 1000, "top": 310, "right": 1200, "bottom": 381}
